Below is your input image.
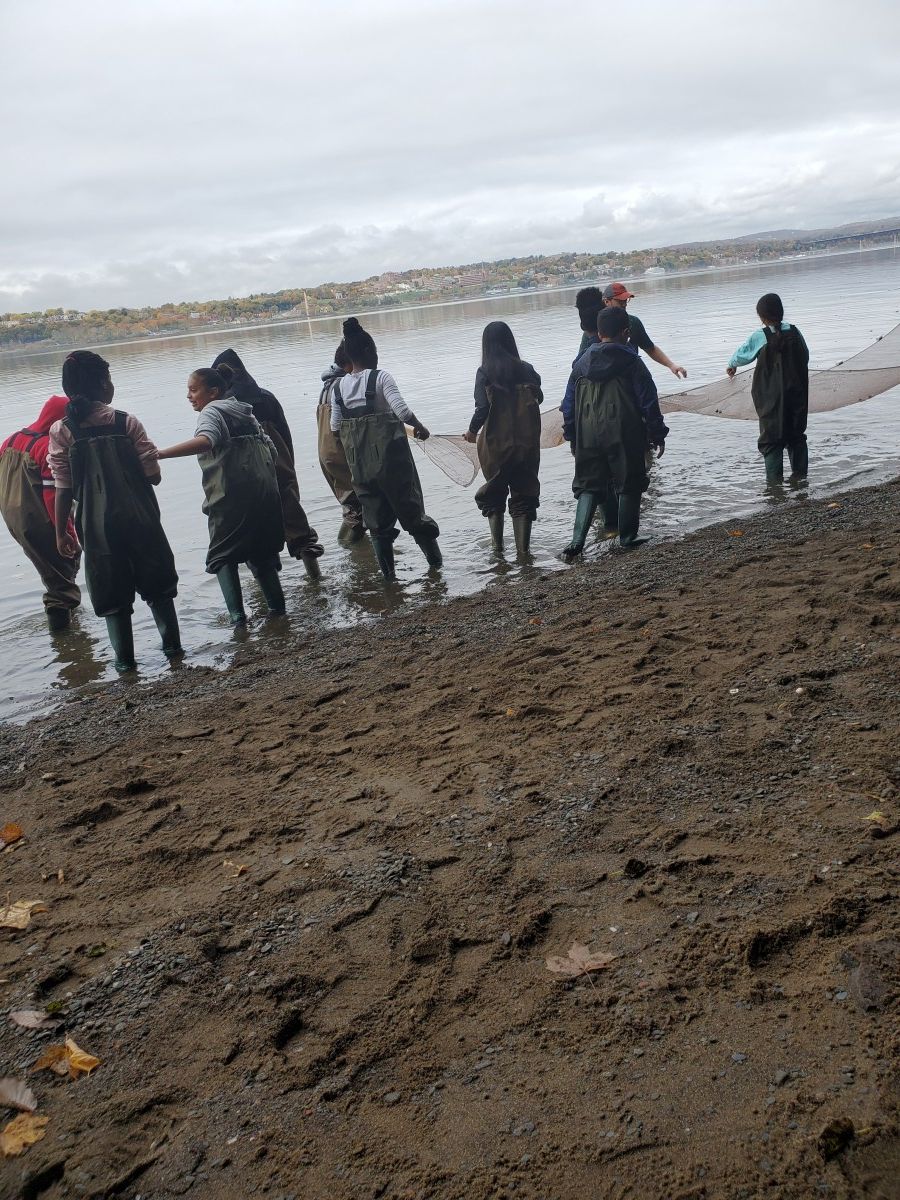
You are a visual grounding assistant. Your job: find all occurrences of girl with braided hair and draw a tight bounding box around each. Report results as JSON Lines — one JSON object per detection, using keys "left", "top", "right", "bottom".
{"left": 49, "top": 350, "right": 181, "bottom": 672}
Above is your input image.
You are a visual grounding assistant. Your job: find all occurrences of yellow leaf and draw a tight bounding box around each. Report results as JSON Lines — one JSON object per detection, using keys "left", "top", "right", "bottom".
{"left": 223, "top": 860, "right": 247, "bottom": 877}
{"left": 546, "top": 941, "right": 616, "bottom": 977}
{"left": 0, "top": 900, "right": 48, "bottom": 930}
{"left": 728, "top": 530, "right": 744, "bottom": 537}
{"left": 0, "top": 824, "right": 23, "bottom": 849}
{"left": 863, "top": 810, "right": 887, "bottom": 825}
{"left": 34, "top": 1038, "right": 100, "bottom": 1080}
{"left": 1, "top": 1113, "right": 49, "bottom": 1157}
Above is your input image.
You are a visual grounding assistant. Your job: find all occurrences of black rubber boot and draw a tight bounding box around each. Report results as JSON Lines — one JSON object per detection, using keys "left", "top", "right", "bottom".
{"left": 105, "top": 611, "right": 136, "bottom": 673}
{"left": 618, "top": 493, "right": 649, "bottom": 549}
{"left": 46, "top": 607, "right": 71, "bottom": 633}
{"left": 511, "top": 515, "right": 533, "bottom": 559}
{"left": 763, "top": 449, "right": 784, "bottom": 484}
{"left": 487, "top": 512, "right": 505, "bottom": 553}
{"left": 216, "top": 563, "right": 247, "bottom": 625}
{"left": 149, "top": 597, "right": 183, "bottom": 658}
{"left": 562, "top": 493, "right": 598, "bottom": 560}
{"left": 371, "top": 534, "right": 397, "bottom": 581}
{"left": 254, "top": 565, "right": 286, "bottom": 615}
{"left": 788, "top": 442, "right": 808, "bottom": 478}
{"left": 415, "top": 536, "right": 443, "bottom": 569}
{"left": 301, "top": 552, "right": 322, "bottom": 580}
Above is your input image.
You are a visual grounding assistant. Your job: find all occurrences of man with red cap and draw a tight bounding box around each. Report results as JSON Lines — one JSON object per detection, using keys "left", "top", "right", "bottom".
{"left": 575, "top": 283, "right": 687, "bottom": 379}
{"left": 0, "top": 396, "right": 81, "bottom": 631}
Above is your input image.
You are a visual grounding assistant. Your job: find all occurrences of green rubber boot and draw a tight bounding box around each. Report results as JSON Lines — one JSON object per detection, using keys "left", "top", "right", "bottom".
{"left": 216, "top": 563, "right": 247, "bottom": 625}
{"left": 253, "top": 564, "right": 286, "bottom": 615}
{"left": 105, "top": 611, "right": 136, "bottom": 673}
{"left": 511, "top": 515, "right": 533, "bottom": 559}
{"left": 487, "top": 512, "right": 505, "bottom": 553}
{"left": 371, "top": 534, "right": 397, "bottom": 582}
{"left": 562, "top": 493, "right": 598, "bottom": 560}
{"left": 788, "top": 442, "right": 808, "bottom": 478}
{"left": 618, "top": 492, "right": 649, "bottom": 549}
{"left": 46, "top": 607, "right": 71, "bottom": 633}
{"left": 764, "top": 449, "right": 784, "bottom": 484}
{"left": 149, "top": 597, "right": 183, "bottom": 658}
{"left": 415, "top": 535, "right": 443, "bottom": 569}
{"left": 301, "top": 551, "right": 322, "bottom": 580}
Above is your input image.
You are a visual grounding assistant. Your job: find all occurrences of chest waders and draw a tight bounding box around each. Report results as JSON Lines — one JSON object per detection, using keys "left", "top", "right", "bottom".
{"left": 317, "top": 386, "right": 364, "bottom": 538}
{"left": 0, "top": 431, "right": 81, "bottom": 629}
{"left": 335, "top": 371, "right": 441, "bottom": 581}
{"left": 751, "top": 327, "right": 810, "bottom": 483}
{"left": 261, "top": 418, "right": 323, "bottom": 577}
{"left": 64, "top": 412, "right": 181, "bottom": 671}
{"left": 199, "top": 407, "right": 286, "bottom": 623}
{"left": 563, "top": 376, "right": 650, "bottom": 559}
{"left": 475, "top": 381, "right": 541, "bottom": 559}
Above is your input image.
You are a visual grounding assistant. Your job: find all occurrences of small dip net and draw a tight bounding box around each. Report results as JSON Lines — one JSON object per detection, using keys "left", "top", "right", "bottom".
{"left": 411, "top": 322, "right": 900, "bottom": 484}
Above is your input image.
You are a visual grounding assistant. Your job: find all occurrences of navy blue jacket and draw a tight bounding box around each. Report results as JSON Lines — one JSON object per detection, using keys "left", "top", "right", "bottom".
{"left": 561, "top": 341, "right": 668, "bottom": 445}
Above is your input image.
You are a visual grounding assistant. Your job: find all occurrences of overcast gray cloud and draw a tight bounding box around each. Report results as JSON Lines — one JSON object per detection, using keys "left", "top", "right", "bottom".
{"left": 2, "top": 0, "right": 899, "bottom": 311}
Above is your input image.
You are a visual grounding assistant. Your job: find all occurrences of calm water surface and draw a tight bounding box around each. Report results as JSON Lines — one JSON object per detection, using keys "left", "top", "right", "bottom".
{"left": 1, "top": 248, "right": 898, "bottom": 722}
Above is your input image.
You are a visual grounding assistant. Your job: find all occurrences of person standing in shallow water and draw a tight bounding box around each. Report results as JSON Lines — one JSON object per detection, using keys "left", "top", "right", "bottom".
{"left": 562, "top": 306, "right": 668, "bottom": 557}
{"left": 49, "top": 351, "right": 182, "bottom": 672}
{"left": 727, "top": 292, "right": 809, "bottom": 484}
{"left": 463, "top": 321, "right": 542, "bottom": 559}
{"left": 317, "top": 342, "right": 364, "bottom": 539}
{"left": 156, "top": 368, "right": 286, "bottom": 625}
{"left": 0, "top": 395, "right": 82, "bottom": 632}
{"left": 330, "top": 317, "right": 440, "bottom": 583}
{"left": 211, "top": 348, "right": 324, "bottom": 577}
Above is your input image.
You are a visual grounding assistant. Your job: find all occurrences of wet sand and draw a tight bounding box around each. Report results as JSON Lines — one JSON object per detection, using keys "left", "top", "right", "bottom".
{"left": 1, "top": 481, "right": 898, "bottom": 1199}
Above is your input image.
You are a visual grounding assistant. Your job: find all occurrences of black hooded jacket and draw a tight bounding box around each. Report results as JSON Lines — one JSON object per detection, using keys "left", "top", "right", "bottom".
{"left": 211, "top": 349, "right": 294, "bottom": 459}
{"left": 562, "top": 341, "right": 668, "bottom": 445}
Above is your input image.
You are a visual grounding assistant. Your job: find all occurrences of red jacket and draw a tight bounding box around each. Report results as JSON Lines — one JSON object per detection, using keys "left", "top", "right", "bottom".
{"left": 1, "top": 395, "right": 70, "bottom": 522}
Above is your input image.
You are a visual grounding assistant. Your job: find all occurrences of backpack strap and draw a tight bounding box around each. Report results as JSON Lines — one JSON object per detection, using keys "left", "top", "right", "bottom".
{"left": 363, "top": 369, "right": 379, "bottom": 413}
{"left": 63, "top": 411, "right": 129, "bottom": 440}
{"left": 16, "top": 428, "right": 42, "bottom": 453}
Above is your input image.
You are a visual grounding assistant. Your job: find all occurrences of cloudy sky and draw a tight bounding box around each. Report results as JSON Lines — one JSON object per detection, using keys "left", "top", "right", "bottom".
{"left": 2, "top": 0, "right": 899, "bottom": 312}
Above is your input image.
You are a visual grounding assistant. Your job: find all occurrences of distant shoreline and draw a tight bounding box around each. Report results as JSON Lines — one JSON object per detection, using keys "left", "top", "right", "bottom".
{"left": 2, "top": 242, "right": 896, "bottom": 362}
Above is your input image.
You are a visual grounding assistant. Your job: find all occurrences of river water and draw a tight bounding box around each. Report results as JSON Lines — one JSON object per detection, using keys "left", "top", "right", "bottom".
{"left": 1, "top": 248, "right": 898, "bottom": 722}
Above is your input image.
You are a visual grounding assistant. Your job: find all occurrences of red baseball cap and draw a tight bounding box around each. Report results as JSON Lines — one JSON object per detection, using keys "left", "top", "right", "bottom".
{"left": 602, "top": 282, "right": 635, "bottom": 301}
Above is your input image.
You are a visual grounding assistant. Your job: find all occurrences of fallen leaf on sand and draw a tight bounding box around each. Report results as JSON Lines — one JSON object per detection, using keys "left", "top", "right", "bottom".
{"left": 223, "top": 859, "right": 247, "bottom": 877}
{"left": 827, "top": 502, "right": 841, "bottom": 509}
{"left": 528, "top": 617, "right": 543, "bottom": 626}
{"left": 9, "top": 1010, "right": 59, "bottom": 1031}
{"left": 34, "top": 1037, "right": 100, "bottom": 1080}
{"left": 57, "top": 868, "right": 65, "bottom": 884}
{"left": 863, "top": 811, "right": 888, "bottom": 825}
{"left": 728, "top": 530, "right": 744, "bottom": 537}
{"left": 1, "top": 1112, "right": 48, "bottom": 1156}
{"left": 505, "top": 708, "right": 519, "bottom": 718}
{"left": 0, "top": 1077, "right": 37, "bottom": 1113}
{"left": 0, "top": 824, "right": 23, "bottom": 849}
{"left": 0, "top": 900, "right": 48, "bottom": 930}
{"left": 546, "top": 942, "right": 616, "bottom": 977}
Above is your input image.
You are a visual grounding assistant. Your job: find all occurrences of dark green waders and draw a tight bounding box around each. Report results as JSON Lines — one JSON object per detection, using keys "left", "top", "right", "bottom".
{"left": 751, "top": 326, "right": 810, "bottom": 484}
{"left": 563, "top": 377, "right": 650, "bottom": 558}
{"left": 335, "top": 373, "right": 440, "bottom": 582}
{"left": 264, "top": 421, "right": 323, "bottom": 578}
{"left": 200, "top": 410, "right": 286, "bottom": 621}
{"left": 0, "top": 440, "right": 81, "bottom": 629}
{"left": 64, "top": 412, "right": 180, "bottom": 671}
{"left": 475, "top": 382, "right": 541, "bottom": 560}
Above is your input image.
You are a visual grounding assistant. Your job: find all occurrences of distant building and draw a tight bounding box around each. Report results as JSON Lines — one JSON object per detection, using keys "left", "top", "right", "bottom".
{"left": 644, "top": 267, "right": 666, "bottom": 276}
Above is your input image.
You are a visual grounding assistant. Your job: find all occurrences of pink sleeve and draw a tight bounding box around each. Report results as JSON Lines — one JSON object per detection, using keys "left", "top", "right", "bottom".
{"left": 125, "top": 414, "right": 161, "bottom": 479}
{"left": 48, "top": 420, "right": 72, "bottom": 489}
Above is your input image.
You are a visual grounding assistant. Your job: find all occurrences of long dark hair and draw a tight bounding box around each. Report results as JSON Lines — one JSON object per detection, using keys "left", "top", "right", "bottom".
{"left": 61, "top": 350, "right": 111, "bottom": 423}
{"left": 342, "top": 318, "right": 378, "bottom": 369}
{"left": 481, "top": 321, "right": 524, "bottom": 391}
{"left": 757, "top": 292, "right": 785, "bottom": 353}
{"left": 576, "top": 287, "right": 604, "bottom": 333}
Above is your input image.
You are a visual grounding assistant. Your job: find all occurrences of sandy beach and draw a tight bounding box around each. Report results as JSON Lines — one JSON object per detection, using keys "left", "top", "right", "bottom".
{"left": 1, "top": 480, "right": 897, "bottom": 1199}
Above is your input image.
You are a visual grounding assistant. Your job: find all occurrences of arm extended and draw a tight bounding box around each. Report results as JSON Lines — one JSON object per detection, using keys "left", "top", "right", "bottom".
{"left": 156, "top": 436, "right": 212, "bottom": 460}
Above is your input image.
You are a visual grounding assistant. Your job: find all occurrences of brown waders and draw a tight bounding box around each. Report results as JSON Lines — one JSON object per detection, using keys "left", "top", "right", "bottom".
{"left": 0, "top": 437, "right": 80, "bottom": 629}
{"left": 317, "top": 395, "right": 364, "bottom": 537}
{"left": 200, "top": 408, "right": 286, "bottom": 623}
{"left": 475, "top": 381, "right": 541, "bottom": 558}
{"left": 262, "top": 420, "right": 324, "bottom": 576}
{"left": 65, "top": 412, "right": 180, "bottom": 670}
{"left": 335, "top": 371, "right": 440, "bottom": 581}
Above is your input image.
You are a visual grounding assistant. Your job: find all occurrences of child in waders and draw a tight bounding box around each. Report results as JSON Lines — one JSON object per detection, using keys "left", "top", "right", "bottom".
{"left": 211, "top": 348, "right": 324, "bottom": 578}
{"left": 156, "top": 368, "right": 286, "bottom": 625}
{"left": 462, "top": 321, "right": 542, "bottom": 559}
{"left": 330, "top": 317, "right": 440, "bottom": 582}
{"left": 561, "top": 306, "right": 668, "bottom": 557}
{"left": 727, "top": 293, "right": 809, "bottom": 483}
{"left": 0, "top": 396, "right": 81, "bottom": 632}
{"left": 317, "top": 343, "right": 364, "bottom": 539}
{"left": 50, "top": 351, "right": 182, "bottom": 672}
